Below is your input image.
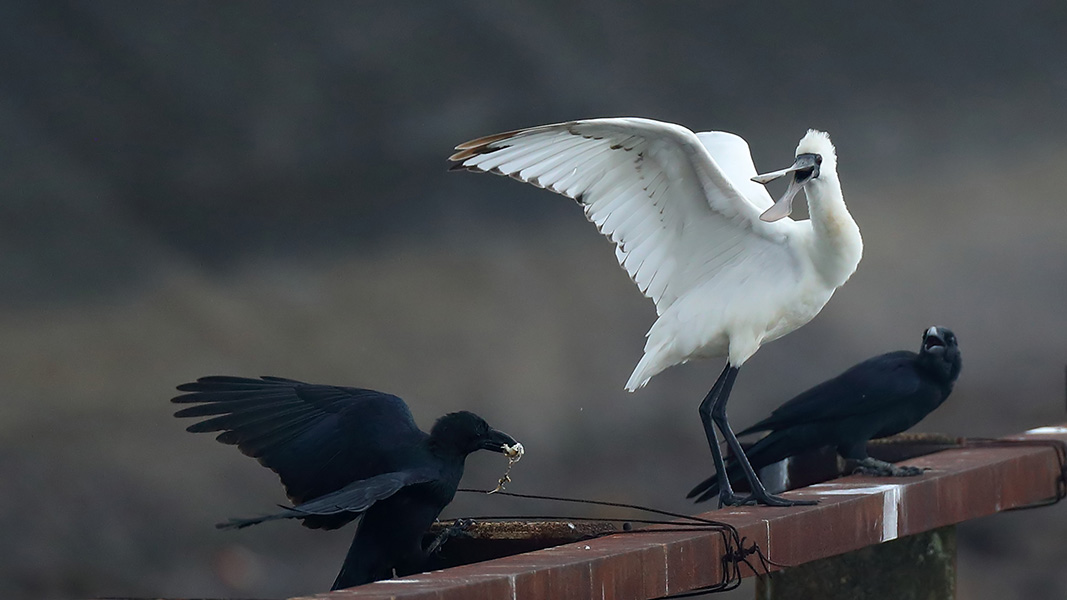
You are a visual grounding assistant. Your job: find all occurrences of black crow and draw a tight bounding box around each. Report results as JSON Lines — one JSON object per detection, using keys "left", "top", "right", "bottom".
{"left": 688, "top": 326, "right": 961, "bottom": 504}
{"left": 172, "top": 376, "right": 522, "bottom": 590}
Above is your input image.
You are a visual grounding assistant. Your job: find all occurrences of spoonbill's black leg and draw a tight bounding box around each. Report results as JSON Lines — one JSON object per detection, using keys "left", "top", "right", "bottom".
{"left": 698, "top": 364, "right": 739, "bottom": 507}
{"left": 710, "top": 368, "right": 817, "bottom": 507}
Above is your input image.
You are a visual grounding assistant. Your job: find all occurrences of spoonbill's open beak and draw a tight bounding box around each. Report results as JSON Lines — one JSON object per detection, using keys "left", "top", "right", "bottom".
{"left": 752, "top": 153, "right": 821, "bottom": 222}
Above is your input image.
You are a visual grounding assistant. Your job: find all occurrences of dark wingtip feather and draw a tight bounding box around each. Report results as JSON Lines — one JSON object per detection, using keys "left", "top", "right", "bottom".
{"left": 173, "top": 404, "right": 222, "bottom": 418}
{"left": 259, "top": 376, "right": 307, "bottom": 384}
{"left": 216, "top": 430, "right": 243, "bottom": 445}
{"left": 175, "top": 377, "right": 251, "bottom": 394}
{"left": 453, "top": 129, "right": 522, "bottom": 151}
{"left": 687, "top": 474, "right": 719, "bottom": 502}
{"left": 216, "top": 516, "right": 266, "bottom": 530}
{"left": 447, "top": 148, "right": 475, "bottom": 162}
{"left": 215, "top": 505, "right": 302, "bottom": 530}
{"left": 199, "top": 375, "right": 262, "bottom": 382}
{"left": 171, "top": 392, "right": 199, "bottom": 403}
{"left": 173, "top": 375, "right": 302, "bottom": 400}
{"left": 184, "top": 420, "right": 225, "bottom": 434}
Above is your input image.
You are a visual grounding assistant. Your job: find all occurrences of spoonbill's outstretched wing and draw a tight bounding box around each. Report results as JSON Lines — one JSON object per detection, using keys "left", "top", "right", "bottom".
{"left": 451, "top": 118, "right": 797, "bottom": 316}
{"left": 694, "top": 132, "right": 775, "bottom": 212}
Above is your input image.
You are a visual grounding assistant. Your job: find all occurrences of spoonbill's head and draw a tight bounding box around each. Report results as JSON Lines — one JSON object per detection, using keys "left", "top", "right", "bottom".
{"left": 752, "top": 129, "right": 837, "bottom": 222}
{"left": 917, "top": 326, "right": 962, "bottom": 383}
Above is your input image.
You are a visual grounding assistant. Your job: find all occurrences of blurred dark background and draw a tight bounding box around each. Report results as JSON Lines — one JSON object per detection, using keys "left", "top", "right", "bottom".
{"left": 2, "top": 2, "right": 1066, "bottom": 599}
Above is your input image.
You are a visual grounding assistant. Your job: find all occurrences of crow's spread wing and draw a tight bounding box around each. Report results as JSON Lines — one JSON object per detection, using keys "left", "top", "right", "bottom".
{"left": 173, "top": 376, "right": 427, "bottom": 507}
{"left": 218, "top": 469, "right": 438, "bottom": 530}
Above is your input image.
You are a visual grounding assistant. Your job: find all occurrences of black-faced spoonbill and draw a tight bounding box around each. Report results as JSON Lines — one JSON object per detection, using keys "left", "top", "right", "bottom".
{"left": 450, "top": 118, "right": 862, "bottom": 506}
{"left": 689, "top": 326, "right": 961, "bottom": 503}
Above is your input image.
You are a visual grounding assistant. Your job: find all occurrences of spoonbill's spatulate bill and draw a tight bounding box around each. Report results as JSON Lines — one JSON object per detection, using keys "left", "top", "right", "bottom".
{"left": 450, "top": 118, "right": 862, "bottom": 507}
{"left": 173, "top": 376, "right": 521, "bottom": 590}
{"left": 689, "top": 326, "right": 961, "bottom": 503}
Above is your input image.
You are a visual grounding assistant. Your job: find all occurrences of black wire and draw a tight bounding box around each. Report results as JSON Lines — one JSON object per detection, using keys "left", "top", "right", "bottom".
{"left": 458, "top": 488, "right": 738, "bottom": 525}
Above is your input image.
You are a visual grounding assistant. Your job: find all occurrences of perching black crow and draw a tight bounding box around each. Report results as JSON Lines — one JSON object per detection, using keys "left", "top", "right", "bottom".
{"left": 688, "top": 326, "right": 961, "bottom": 504}
{"left": 172, "top": 376, "right": 522, "bottom": 590}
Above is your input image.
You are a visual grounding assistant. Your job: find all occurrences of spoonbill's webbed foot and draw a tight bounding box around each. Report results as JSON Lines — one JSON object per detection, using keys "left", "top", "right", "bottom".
{"left": 852, "top": 457, "right": 925, "bottom": 477}
{"left": 716, "top": 487, "right": 817, "bottom": 507}
{"left": 717, "top": 489, "right": 747, "bottom": 508}
{"left": 425, "top": 518, "right": 476, "bottom": 555}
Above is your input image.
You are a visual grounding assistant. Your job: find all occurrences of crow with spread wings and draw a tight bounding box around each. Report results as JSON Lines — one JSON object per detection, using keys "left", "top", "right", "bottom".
{"left": 173, "top": 376, "right": 521, "bottom": 590}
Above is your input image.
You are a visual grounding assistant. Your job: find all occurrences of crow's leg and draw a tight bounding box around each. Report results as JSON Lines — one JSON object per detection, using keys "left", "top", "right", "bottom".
{"left": 424, "top": 518, "right": 475, "bottom": 556}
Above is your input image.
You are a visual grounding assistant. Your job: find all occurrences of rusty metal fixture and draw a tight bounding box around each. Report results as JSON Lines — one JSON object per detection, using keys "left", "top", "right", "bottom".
{"left": 423, "top": 520, "right": 621, "bottom": 571}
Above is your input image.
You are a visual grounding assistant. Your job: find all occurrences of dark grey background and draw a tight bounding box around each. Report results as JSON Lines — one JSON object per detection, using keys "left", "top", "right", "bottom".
{"left": 2, "top": 2, "right": 1066, "bottom": 599}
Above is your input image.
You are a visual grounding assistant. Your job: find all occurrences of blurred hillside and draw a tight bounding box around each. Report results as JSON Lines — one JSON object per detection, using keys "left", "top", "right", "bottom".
{"left": 1, "top": 2, "right": 1065, "bottom": 599}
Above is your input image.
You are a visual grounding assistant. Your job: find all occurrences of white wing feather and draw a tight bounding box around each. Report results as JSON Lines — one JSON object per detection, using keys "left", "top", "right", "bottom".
{"left": 451, "top": 118, "right": 796, "bottom": 316}
{"left": 695, "top": 131, "right": 775, "bottom": 211}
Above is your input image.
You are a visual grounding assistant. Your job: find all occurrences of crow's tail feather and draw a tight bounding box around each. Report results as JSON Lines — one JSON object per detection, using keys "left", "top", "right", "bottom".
{"left": 687, "top": 431, "right": 807, "bottom": 503}
{"left": 215, "top": 506, "right": 303, "bottom": 530}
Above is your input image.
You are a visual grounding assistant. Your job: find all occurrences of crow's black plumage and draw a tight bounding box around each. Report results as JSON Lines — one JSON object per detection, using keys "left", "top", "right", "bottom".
{"left": 688, "top": 326, "right": 961, "bottom": 504}
{"left": 173, "top": 376, "right": 520, "bottom": 590}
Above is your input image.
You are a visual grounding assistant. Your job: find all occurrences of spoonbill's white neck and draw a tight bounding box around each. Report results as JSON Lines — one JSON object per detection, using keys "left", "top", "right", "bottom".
{"left": 804, "top": 171, "right": 862, "bottom": 289}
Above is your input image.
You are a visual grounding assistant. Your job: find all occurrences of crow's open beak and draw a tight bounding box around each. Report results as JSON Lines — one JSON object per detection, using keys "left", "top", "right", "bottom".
{"left": 481, "top": 428, "right": 520, "bottom": 454}
{"left": 922, "top": 327, "right": 946, "bottom": 352}
{"left": 752, "top": 153, "right": 821, "bottom": 222}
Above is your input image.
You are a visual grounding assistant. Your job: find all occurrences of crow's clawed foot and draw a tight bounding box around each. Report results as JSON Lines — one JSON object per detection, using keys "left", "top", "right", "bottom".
{"left": 426, "top": 518, "right": 476, "bottom": 555}
{"left": 852, "top": 458, "right": 927, "bottom": 477}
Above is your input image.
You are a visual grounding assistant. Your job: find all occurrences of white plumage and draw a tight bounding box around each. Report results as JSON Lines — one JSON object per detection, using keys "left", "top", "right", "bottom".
{"left": 451, "top": 118, "right": 863, "bottom": 391}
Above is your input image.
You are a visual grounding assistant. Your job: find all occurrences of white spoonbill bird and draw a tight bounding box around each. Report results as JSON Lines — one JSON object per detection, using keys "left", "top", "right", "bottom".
{"left": 450, "top": 118, "right": 862, "bottom": 506}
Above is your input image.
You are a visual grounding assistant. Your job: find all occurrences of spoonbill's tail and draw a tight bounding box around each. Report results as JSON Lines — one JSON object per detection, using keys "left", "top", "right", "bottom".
{"left": 625, "top": 348, "right": 670, "bottom": 391}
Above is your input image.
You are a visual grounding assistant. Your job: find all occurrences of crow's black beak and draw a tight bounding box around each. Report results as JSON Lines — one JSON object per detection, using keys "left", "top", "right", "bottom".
{"left": 481, "top": 428, "right": 519, "bottom": 453}
{"left": 922, "top": 327, "right": 946, "bottom": 352}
